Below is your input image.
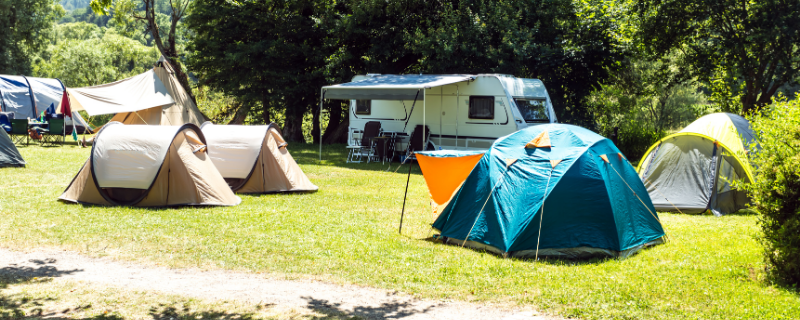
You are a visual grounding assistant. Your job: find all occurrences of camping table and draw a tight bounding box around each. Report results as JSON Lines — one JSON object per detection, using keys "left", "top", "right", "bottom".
{"left": 372, "top": 135, "right": 398, "bottom": 164}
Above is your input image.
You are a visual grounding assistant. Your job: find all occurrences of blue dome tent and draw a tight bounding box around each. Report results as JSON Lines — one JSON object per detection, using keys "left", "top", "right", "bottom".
{"left": 0, "top": 75, "right": 93, "bottom": 134}
{"left": 430, "top": 124, "right": 666, "bottom": 259}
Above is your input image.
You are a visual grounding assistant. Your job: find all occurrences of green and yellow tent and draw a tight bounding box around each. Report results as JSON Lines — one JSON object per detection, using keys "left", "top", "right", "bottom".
{"left": 637, "top": 113, "right": 756, "bottom": 216}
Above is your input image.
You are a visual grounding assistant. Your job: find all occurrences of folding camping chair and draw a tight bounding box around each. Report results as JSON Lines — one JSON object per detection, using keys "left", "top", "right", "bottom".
{"left": 0, "top": 112, "right": 13, "bottom": 133}
{"left": 403, "top": 125, "right": 431, "bottom": 162}
{"left": 10, "top": 119, "right": 29, "bottom": 146}
{"left": 41, "top": 118, "right": 65, "bottom": 147}
{"left": 349, "top": 121, "right": 382, "bottom": 163}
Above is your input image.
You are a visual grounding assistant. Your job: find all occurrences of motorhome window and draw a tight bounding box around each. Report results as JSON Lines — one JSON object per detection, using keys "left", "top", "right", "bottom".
{"left": 355, "top": 100, "right": 371, "bottom": 115}
{"left": 469, "top": 96, "right": 494, "bottom": 119}
{"left": 514, "top": 99, "right": 549, "bottom": 122}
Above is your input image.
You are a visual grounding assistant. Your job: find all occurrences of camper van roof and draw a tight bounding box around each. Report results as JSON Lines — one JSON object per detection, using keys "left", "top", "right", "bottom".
{"left": 322, "top": 74, "right": 474, "bottom": 100}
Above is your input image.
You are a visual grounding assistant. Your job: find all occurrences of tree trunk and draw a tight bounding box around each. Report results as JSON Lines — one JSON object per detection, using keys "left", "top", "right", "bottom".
{"left": 323, "top": 116, "right": 349, "bottom": 144}
{"left": 261, "top": 93, "right": 272, "bottom": 124}
{"left": 227, "top": 102, "right": 250, "bottom": 124}
{"left": 322, "top": 101, "right": 344, "bottom": 143}
{"left": 143, "top": 0, "right": 205, "bottom": 120}
{"left": 282, "top": 102, "right": 306, "bottom": 142}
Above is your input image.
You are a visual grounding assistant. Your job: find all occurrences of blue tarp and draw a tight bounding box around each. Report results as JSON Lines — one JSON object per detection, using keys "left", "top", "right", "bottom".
{"left": 432, "top": 124, "right": 665, "bottom": 258}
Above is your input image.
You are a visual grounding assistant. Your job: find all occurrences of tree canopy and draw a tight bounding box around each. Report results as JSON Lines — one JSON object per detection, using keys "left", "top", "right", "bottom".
{"left": 635, "top": 0, "right": 800, "bottom": 114}
{"left": 186, "top": 0, "right": 626, "bottom": 141}
{"left": 0, "top": 0, "right": 63, "bottom": 74}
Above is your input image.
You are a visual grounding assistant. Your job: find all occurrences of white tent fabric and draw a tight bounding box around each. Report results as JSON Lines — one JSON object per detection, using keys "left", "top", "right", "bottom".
{"left": 200, "top": 122, "right": 267, "bottom": 179}
{"left": 67, "top": 70, "right": 176, "bottom": 116}
{"left": 92, "top": 123, "right": 183, "bottom": 189}
{"left": 322, "top": 75, "right": 475, "bottom": 100}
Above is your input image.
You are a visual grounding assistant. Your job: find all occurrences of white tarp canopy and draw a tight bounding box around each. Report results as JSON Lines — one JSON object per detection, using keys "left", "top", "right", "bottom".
{"left": 92, "top": 123, "right": 183, "bottom": 189}
{"left": 68, "top": 70, "right": 175, "bottom": 116}
{"left": 200, "top": 122, "right": 267, "bottom": 179}
{"left": 321, "top": 75, "right": 474, "bottom": 100}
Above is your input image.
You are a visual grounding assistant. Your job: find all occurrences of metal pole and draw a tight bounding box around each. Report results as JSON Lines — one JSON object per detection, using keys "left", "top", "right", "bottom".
{"left": 319, "top": 89, "right": 325, "bottom": 162}
{"left": 455, "top": 84, "right": 459, "bottom": 149}
{"left": 399, "top": 158, "right": 414, "bottom": 234}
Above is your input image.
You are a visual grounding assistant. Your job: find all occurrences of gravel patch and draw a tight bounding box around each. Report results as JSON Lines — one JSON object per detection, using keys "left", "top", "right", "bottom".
{"left": 0, "top": 248, "right": 560, "bottom": 320}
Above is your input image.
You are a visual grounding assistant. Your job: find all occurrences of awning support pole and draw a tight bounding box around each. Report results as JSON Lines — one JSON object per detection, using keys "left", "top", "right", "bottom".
{"left": 399, "top": 156, "right": 414, "bottom": 234}
{"left": 319, "top": 89, "right": 325, "bottom": 162}
{"left": 423, "top": 89, "right": 426, "bottom": 148}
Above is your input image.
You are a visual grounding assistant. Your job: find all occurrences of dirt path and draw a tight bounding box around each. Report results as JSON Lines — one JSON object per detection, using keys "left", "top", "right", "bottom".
{"left": 0, "top": 248, "right": 556, "bottom": 320}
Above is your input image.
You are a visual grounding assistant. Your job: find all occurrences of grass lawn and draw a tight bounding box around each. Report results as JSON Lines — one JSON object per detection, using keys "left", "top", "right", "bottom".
{"left": 1, "top": 142, "right": 798, "bottom": 319}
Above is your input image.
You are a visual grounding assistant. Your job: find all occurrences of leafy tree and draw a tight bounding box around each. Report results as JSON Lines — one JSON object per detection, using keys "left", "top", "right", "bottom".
{"left": 187, "top": 0, "right": 332, "bottom": 141}
{"left": 60, "top": 0, "right": 92, "bottom": 11}
{"left": 325, "top": 0, "right": 624, "bottom": 141}
{"left": 588, "top": 56, "right": 707, "bottom": 159}
{"left": 33, "top": 26, "right": 159, "bottom": 87}
{"left": 90, "top": 0, "right": 199, "bottom": 108}
{"left": 0, "top": 0, "right": 63, "bottom": 74}
{"left": 743, "top": 97, "right": 800, "bottom": 288}
{"left": 635, "top": 0, "right": 800, "bottom": 114}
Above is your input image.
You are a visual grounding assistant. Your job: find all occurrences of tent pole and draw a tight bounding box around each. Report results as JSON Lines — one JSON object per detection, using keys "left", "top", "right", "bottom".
{"left": 318, "top": 90, "right": 323, "bottom": 162}
{"left": 399, "top": 157, "right": 414, "bottom": 234}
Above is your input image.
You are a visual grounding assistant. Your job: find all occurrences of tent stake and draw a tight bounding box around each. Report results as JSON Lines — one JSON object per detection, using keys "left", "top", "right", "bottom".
{"left": 399, "top": 159, "right": 414, "bottom": 234}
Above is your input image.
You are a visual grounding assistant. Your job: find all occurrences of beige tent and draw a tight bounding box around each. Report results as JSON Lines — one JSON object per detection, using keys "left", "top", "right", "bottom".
{"left": 200, "top": 122, "right": 318, "bottom": 194}
{"left": 59, "top": 122, "right": 241, "bottom": 207}
{"left": 64, "top": 58, "right": 205, "bottom": 126}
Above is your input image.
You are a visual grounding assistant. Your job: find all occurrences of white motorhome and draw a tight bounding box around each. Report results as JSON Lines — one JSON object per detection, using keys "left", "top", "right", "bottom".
{"left": 320, "top": 74, "right": 557, "bottom": 156}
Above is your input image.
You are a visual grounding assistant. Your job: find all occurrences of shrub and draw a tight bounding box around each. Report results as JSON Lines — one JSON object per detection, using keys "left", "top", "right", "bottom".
{"left": 744, "top": 97, "right": 800, "bottom": 288}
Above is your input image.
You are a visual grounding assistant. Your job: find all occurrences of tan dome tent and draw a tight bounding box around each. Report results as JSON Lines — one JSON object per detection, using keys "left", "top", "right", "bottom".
{"left": 59, "top": 122, "right": 241, "bottom": 207}
{"left": 200, "top": 122, "right": 318, "bottom": 194}
{"left": 64, "top": 57, "right": 205, "bottom": 127}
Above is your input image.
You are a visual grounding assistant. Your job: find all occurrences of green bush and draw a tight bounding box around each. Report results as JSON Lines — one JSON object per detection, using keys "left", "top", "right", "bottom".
{"left": 744, "top": 97, "right": 800, "bottom": 288}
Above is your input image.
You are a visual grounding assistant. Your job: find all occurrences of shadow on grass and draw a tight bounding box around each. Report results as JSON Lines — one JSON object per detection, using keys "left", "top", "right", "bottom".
{"left": 303, "top": 296, "right": 438, "bottom": 319}
{"left": 0, "top": 259, "right": 82, "bottom": 283}
{"left": 420, "top": 236, "right": 664, "bottom": 266}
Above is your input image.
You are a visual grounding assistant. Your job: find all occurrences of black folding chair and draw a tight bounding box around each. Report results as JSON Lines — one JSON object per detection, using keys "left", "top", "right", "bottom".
{"left": 353, "top": 121, "right": 382, "bottom": 163}
{"left": 404, "top": 125, "right": 431, "bottom": 162}
{"left": 41, "top": 118, "right": 65, "bottom": 147}
{"left": 10, "top": 119, "right": 29, "bottom": 146}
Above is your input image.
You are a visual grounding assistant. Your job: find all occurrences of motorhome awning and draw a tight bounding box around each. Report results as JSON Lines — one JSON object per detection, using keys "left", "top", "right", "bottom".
{"left": 322, "top": 75, "right": 474, "bottom": 100}
{"left": 67, "top": 70, "right": 176, "bottom": 116}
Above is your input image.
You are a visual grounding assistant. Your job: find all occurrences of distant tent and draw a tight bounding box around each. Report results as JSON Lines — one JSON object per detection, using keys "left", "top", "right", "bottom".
{"left": 428, "top": 124, "right": 665, "bottom": 259}
{"left": 637, "top": 113, "right": 756, "bottom": 216}
{"left": 0, "top": 75, "right": 93, "bottom": 133}
{"left": 200, "top": 122, "right": 318, "bottom": 193}
{"left": 0, "top": 129, "right": 25, "bottom": 168}
{"left": 59, "top": 122, "right": 240, "bottom": 207}
{"left": 66, "top": 57, "right": 205, "bottom": 127}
